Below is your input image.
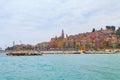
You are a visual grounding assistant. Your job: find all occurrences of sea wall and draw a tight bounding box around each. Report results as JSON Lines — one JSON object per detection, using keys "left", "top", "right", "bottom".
{"left": 40, "top": 51, "right": 81, "bottom": 54}
{"left": 85, "top": 49, "right": 120, "bottom": 54}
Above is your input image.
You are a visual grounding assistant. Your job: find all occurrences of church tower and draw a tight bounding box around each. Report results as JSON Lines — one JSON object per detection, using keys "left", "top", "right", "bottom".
{"left": 62, "top": 29, "right": 64, "bottom": 39}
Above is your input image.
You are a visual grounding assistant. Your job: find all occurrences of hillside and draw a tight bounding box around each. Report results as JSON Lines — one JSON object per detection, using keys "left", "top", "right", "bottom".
{"left": 6, "top": 26, "right": 120, "bottom": 51}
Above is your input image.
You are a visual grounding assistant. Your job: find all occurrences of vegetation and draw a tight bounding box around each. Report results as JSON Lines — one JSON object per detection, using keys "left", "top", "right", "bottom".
{"left": 116, "top": 27, "right": 120, "bottom": 37}
{"left": 92, "top": 28, "right": 96, "bottom": 32}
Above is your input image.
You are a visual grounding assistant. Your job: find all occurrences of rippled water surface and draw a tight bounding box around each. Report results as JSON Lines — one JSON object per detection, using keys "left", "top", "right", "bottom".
{"left": 0, "top": 53, "right": 120, "bottom": 80}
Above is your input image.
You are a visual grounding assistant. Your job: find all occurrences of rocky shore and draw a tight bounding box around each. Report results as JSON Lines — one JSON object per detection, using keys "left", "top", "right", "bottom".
{"left": 6, "top": 51, "right": 42, "bottom": 56}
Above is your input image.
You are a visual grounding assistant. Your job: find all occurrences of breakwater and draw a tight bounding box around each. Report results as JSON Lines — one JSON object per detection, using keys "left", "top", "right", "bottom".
{"left": 6, "top": 51, "right": 42, "bottom": 56}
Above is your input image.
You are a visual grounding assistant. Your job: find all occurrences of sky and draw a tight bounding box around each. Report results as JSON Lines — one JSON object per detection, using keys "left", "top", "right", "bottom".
{"left": 0, "top": 0, "right": 120, "bottom": 49}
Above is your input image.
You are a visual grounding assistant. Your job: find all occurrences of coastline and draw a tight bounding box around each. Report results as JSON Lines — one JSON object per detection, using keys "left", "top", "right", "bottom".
{"left": 5, "top": 49, "right": 120, "bottom": 56}
{"left": 40, "top": 50, "right": 120, "bottom": 54}
{"left": 85, "top": 49, "right": 120, "bottom": 54}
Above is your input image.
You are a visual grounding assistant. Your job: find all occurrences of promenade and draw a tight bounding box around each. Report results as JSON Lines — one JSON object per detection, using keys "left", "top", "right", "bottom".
{"left": 40, "top": 50, "right": 120, "bottom": 54}
{"left": 40, "top": 51, "right": 81, "bottom": 54}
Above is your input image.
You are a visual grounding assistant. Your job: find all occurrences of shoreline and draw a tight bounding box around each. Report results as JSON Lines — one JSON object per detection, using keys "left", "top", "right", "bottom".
{"left": 85, "top": 49, "right": 120, "bottom": 54}
{"left": 5, "top": 49, "right": 120, "bottom": 56}
{"left": 35, "top": 49, "right": 120, "bottom": 54}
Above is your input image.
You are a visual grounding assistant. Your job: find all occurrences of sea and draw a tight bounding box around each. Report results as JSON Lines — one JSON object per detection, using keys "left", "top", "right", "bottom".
{"left": 0, "top": 53, "right": 120, "bottom": 80}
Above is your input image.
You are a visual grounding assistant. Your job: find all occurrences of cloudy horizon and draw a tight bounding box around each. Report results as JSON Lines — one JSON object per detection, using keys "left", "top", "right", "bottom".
{"left": 0, "top": 0, "right": 120, "bottom": 49}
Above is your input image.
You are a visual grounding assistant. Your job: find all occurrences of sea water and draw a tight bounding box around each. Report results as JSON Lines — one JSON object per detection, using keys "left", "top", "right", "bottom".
{"left": 0, "top": 53, "right": 120, "bottom": 80}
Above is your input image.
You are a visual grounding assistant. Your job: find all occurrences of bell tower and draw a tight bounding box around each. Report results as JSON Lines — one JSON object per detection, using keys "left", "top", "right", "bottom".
{"left": 62, "top": 29, "right": 64, "bottom": 39}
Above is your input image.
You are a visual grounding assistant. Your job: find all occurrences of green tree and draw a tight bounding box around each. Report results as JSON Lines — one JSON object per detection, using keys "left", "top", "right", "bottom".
{"left": 116, "top": 29, "right": 120, "bottom": 38}
{"left": 92, "top": 28, "right": 95, "bottom": 32}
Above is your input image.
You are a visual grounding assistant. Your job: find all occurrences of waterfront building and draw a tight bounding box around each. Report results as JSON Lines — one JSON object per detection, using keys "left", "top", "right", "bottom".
{"left": 5, "top": 26, "right": 120, "bottom": 51}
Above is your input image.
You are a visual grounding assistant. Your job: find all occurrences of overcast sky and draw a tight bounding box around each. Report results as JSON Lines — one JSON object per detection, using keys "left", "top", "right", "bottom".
{"left": 0, "top": 0, "right": 120, "bottom": 49}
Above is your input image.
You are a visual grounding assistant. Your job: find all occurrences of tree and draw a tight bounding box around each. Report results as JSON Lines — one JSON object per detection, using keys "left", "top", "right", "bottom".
{"left": 116, "top": 43, "right": 120, "bottom": 48}
{"left": 111, "top": 26, "right": 115, "bottom": 30}
{"left": 116, "top": 29, "right": 120, "bottom": 38}
{"left": 92, "top": 28, "right": 95, "bottom": 32}
{"left": 101, "top": 28, "right": 103, "bottom": 31}
{"left": 5, "top": 47, "right": 14, "bottom": 50}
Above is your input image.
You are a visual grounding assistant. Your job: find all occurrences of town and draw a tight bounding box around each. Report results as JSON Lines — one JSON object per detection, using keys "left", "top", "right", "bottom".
{"left": 5, "top": 26, "right": 120, "bottom": 54}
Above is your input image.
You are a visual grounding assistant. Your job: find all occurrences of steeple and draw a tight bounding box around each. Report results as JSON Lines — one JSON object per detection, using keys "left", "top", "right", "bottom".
{"left": 55, "top": 36, "right": 57, "bottom": 40}
{"left": 62, "top": 29, "right": 64, "bottom": 39}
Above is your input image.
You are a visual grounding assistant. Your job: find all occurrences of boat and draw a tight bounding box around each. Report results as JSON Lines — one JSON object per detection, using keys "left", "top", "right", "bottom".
{"left": 78, "top": 50, "right": 86, "bottom": 54}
